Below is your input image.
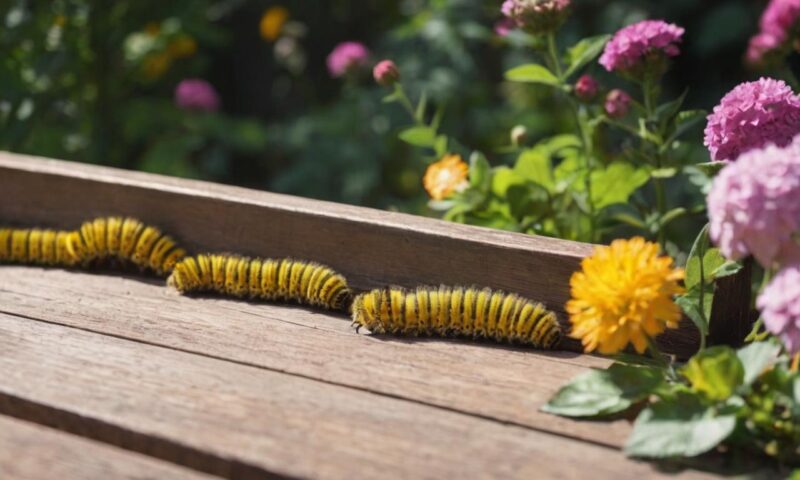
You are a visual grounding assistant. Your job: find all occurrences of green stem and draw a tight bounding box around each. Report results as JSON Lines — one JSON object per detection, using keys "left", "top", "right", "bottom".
{"left": 546, "top": 33, "right": 563, "bottom": 79}
{"left": 646, "top": 336, "right": 675, "bottom": 378}
{"left": 642, "top": 77, "right": 667, "bottom": 249}
{"left": 394, "top": 84, "right": 419, "bottom": 124}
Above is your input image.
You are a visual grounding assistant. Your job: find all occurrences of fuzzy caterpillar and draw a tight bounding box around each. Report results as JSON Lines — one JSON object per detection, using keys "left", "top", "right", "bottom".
{"left": 351, "top": 286, "right": 562, "bottom": 349}
{"left": 169, "top": 254, "right": 353, "bottom": 311}
{"left": 0, "top": 228, "right": 82, "bottom": 266}
{"left": 69, "top": 217, "right": 186, "bottom": 275}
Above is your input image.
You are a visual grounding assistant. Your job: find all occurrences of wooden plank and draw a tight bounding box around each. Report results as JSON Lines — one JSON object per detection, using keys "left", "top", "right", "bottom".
{"left": 0, "top": 151, "right": 700, "bottom": 355}
{"left": 0, "top": 415, "right": 219, "bottom": 480}
{"left": 0, "top": 266, "right": 626, "bottom": 448}
{"left": 0, "top": 313, "right": 713, "bottom": 480}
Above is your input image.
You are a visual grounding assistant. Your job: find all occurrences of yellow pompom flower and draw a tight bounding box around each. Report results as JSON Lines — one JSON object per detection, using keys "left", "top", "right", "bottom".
{"left": 423, "top": 154, "right": 469, "bottom": 201}
{"left": 567, "top": 237, "right": 685, "bottom": 355}
{"left": 260, "top": 6, "right": 289, "bottom": 42}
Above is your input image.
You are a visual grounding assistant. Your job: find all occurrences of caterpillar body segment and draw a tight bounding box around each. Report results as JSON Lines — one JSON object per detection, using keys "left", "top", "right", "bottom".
{"left": 169, "top": 254, "right": 353, "bottom": 311}
{"left": 0, "top": 228, "right": 82, "bottom": 266}
{"left": 351, "top": 286, "right": 562, "bottom": 349}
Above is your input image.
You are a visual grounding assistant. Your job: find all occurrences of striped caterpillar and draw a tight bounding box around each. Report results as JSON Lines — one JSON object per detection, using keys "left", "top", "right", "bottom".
{"left": 351, "top": 286, "right": 562, "bottom": 349}
{"left": 0, "top": 217, "right": 186, "bottom": 276}
{"left": 169, "top": 254, "right": 353, "bottom": 311}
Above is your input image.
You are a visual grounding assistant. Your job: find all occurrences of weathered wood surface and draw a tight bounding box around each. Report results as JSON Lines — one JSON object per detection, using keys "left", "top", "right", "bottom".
{"left": 0, "top": 266, "right": 623, "bottom": 448}
{"left": 0, "top": 415, "right": 218, "bottom": 480}
{"left": 0, "top": 151, "right": 701, "bottom": 355}
{"left": 0, "top": 310, "right": 713, "bottom": 480}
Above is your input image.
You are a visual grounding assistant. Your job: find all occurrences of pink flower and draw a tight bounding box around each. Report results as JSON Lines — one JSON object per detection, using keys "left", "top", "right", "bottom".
{"left": 746, "top": 0, "right": 800, "bottom": 67}
{"left": 575, "top": 74, "right": 599, "bottom": 102}
{"left": 757, "top": 264, "right": 800, "bottom": 354}
{"left": 708, "top": 135, "right": 800, "bottom": 268}
{"left": 501, "top": 0, "right": 571, "bottom": 35}
{"left": 494, "top": 18, "right": 516, "bottom": 37}
{"left": 599, "top": 20, "right": 685, "bottom": 74}
{"left": 604, "top": 89, "right": 631, "bottom": 118}
{"left": 174, "top": 79, "right": 220, "bottom": 112}
{"left": 704, "top": 78, "right": 800, "bottom": 162}
{"left": 373, "top": 60, "right": 400, "bottom": 87}
{"left": 326, "top": 41, "right": 369, "bottom": 78}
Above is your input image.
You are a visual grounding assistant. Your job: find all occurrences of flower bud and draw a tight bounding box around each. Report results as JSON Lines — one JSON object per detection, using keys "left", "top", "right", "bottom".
{"left": 501, "top": 0, "right": 571, "bottom": 36}
{"left": 511, "top": 125, "right": 528, "bottom": 147}
{"left": 604, "top": 89, "right": 631, "bottom": 119}
{"left": 373, "top": 60, "right": 400, "bottom": 87}
{"left": 574, "top": 74, "right": 599, "bottom": 102}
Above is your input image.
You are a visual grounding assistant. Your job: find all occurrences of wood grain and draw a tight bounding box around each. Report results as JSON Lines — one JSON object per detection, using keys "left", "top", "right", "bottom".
{"left": 0, "top": 415, "right": 218, "bottom": 480}
{"left": 0, "top": 151, "right": 700, "bottom": 355}
{"left": 0, "top": 266, "right": 626, "bottom": 448}
{"left": 0, "top": 313, "right": 714, "bottom": 480}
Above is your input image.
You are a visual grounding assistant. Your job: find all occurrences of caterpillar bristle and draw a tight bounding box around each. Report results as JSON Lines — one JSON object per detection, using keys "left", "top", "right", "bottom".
{"left": 351, "top": 286, "right": 562, "bottom": 349}
{"left": 0, "top": 217, "right": 186, "bottom": 276}
{"left": 169, "top": 254, "right": 353, "bottom": 312}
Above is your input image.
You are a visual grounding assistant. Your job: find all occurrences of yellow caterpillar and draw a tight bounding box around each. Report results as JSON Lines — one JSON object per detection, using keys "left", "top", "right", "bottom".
{"left": 0, "top": 228, "right": 82, "bottom": 266}
{"left": 351, "top": 286, "right": 562, "bottom": 349}
{"left": 0, "top": 217, "right": 186, "bottom": 276}
{"left": 169, "top": 254, "right": 352, "bottom": 311}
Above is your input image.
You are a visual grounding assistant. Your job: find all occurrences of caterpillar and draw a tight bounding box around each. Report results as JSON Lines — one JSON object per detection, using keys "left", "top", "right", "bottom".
{"left": 0, "top": 228, "right": 82, "bottom": 266}
{"left": 0, "top": 217, "right": 186, "bottom": 276}
{"left": 169, "top": 254, "right": 353, "bottom": 311}
{"left": 351, "top": 286, "right": 562, "bottom": 349}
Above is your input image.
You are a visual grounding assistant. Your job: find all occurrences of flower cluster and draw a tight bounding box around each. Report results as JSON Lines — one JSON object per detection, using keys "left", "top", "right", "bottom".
{"left": 746, "top": 0, "right": 800, "bottom": 67}
{"left": 708, "top": 134, "right": 800, "bottom": 268}
{"left": 326, "top": 42, "right": 370, "bottom": 78}
{"left": 704, "top": 78, "right": 800, "bottom": 162}
{"left": 174, "top": 79, "right": 220, "bottom": 112}
{"left": 423, "top": 154, "right": 469, "bottom": 201}
{"left": 567, "top": 237, "right": 685, "bottom": 355}
{"left": 758, "top": 264, "right": 800, "bottom": 354}
{"left": 599, "top": 20, "right": 684, "bottom": 76}
{"left": 501, "top": 0, "right": 571, "bottom": 35}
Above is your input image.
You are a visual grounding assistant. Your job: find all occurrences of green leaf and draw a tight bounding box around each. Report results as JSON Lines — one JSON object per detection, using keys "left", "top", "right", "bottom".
{"left": 736, "top": 342, "right": 781, "bottom": 386}
{"left": 685, "top": 225, "right": 733, "bottom": 291}
{"left": 491, "top": 167, "right": 526, "bottom": 197}
{"left": 695, "top": 162, "right": 727, "bottom": 177}
{"left": 655, "top": 89, "right": 688, "bottom": 124}
{"left": 469, "top": 151, "right": 492, "bottom": 193}
{"left": 541, "top": 363, "right": 664, "bottom": 418}
{"left": 625, "top": 393, "right": 736, "bottom": 458}
{"left": 662, "top": 110, "right": 707, "bottom": 148}
{"left": 650, "top": 167, "right": 678, "bottom": 179}
{"left": 504, "top": 64, "right": 560, "bottom": 86}
{"left": 682, "top": 346, "right": 744, "bottom": 401}
{"left": 415, "top": 90, "right": 428, "bottom": 124}
{"left": 711, "top": 260, "right": 742, "bottom": 279}
{"left": 564, "top": 34, "right": 611, "bottom": 79}
{"left": 590, "top": 162, "right": 649, "bottom": 210}
{"left": 657, "top": 207, "right": 688, "bottom": 231}
{"left": 513, "top": 148, "right": 554, "bottom": 192}
{"left": 398, "top": 126, "right": 437, "bottom": 147}
{"left": 675, "top": 290, "right": 712, "bottom": 338}
{"left": 433, "top": 135, "right": 448, "bottom": 157}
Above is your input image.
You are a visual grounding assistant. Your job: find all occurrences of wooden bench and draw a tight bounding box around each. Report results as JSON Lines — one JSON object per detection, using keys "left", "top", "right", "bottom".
{"left": 0, "top": 152, "right": 723, "bottom": 479}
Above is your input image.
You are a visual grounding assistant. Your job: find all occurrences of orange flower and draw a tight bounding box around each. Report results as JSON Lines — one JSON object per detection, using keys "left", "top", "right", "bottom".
{"left": 260, "top": 6, "right": 289, "bottom": 42}
{"left": 423, "top": 154, "right": 469, "bottom": 201}
{"left": 567, "top": 237, "right": 685, "bottom": 355}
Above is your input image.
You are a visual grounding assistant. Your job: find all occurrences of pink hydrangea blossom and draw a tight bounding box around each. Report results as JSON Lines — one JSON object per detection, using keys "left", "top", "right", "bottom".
{"left": 708, "top": 135, "right": 800, "bottom": 268}
{"left": 604, "top": 89, "right": 631, "bottom": 118}
{"left": 599, "top": 20, "right": 685, "bottom": 73}
{"left": 501, "top": 0, "right": 571, "bottom": 35}
{"left": 746, "top": 0, "right": 800, "bottom": 67}
{"left": 704, "top": 78, "right": 800, "bottom": 161}
{"left": 757, "top": 264, "right": 800, "bottom": 354}
{"left": 174, "top": 79, "right": 220, "bottom": 112}
{"left": 326, "top": 41, "right": 369, "bottom": 78}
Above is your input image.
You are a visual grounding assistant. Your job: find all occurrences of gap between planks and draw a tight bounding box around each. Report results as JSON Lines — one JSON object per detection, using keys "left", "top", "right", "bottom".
{"left": 0, "top": 312, "right": 715, "bottom": 480}
{"left": 0, "top": 266, "right": 625, "bottom": 449}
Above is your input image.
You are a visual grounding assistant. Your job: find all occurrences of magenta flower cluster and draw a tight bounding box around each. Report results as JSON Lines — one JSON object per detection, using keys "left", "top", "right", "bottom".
{"left": 707, "top": 134, "right": 800, "bottom": 269}
{"left": 599, "top": 20, "right": 684, "bottom": 73}
{"left": 501, "top": 0, "right": 571, "bottom": 35}
{"left": 326, "top": 41, "right": 370, "bottom": 78}
{"left": 703, "top": 78, "right": 800, "bottom": 162}
{"left": 174, "top": 79, "right": 220, "bottom": 112}
{"left": 757, "top": 264, "right": 800, "bottom": 354}
{"left": 746, "top": 0, "right": 800, "bottom": 67}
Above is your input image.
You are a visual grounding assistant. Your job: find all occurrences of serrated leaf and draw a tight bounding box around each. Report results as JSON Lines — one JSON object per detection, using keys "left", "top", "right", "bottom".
{"left": 564, "top": 34, "right": 611, "bottom": 79}
{"left": 504, "top": 63, "right": 560, "bottom": 86}
{"left": 398, "top": 126, "right": 437, "bottom": 147}
{"left": 737, "top": 341, "right": 781, "bottom": 386}
{"left": 541, "top": 363, "right": 664, "bottom": 418}
{"left": 682, "top": 346, "right": 744, "bottom": 400}
{"left": 625, "top": 393, "right": 736, "bottom": 458}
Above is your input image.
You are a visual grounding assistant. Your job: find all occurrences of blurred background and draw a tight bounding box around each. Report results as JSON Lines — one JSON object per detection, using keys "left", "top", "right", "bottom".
{"left": 0, "top": 0, "right": 776, "bottom": 216}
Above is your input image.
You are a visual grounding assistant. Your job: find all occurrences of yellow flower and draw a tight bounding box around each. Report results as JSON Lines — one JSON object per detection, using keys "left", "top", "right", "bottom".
{"left": 423, "top": 154, "right": 469, "bottom": 201}
{"left": 567, "top": 237, "right": 685, "bottom": 355}
{"left": 260, "top": 6, "right": 289, "bottom": 42}
{"left": 168, "top": 35, "right": 197, "bottom": 59}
